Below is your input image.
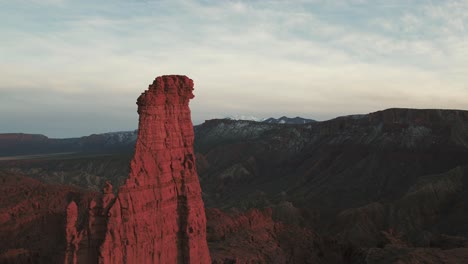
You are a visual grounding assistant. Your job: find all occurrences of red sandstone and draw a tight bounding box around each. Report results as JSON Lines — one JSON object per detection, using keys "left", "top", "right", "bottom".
{"left": 65, "top": 75, "right": 211, "bottom": 263}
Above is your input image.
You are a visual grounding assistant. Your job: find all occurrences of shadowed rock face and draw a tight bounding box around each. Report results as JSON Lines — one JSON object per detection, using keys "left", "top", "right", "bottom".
{"left": 0, "top": 171, "right": 96, "bottom": 264}
{"left": 63, "top": 75, "right": 211, "bottom": 264}
{"left": 3, "top": 102, "right": 468, "bottom": 262}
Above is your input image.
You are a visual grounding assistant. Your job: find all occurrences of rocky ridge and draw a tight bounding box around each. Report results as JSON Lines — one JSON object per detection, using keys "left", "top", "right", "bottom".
{"left": 2, "top": 106, "right": 468, "bottom": 263}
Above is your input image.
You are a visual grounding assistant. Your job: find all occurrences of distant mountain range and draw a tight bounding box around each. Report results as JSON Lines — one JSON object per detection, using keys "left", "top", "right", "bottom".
{"left": 0, "top": 116, "right": 314, "bottom": 156}
{"left": 0, "top": 130, "right": 138, "bottom": 156}
{"left": 225, "top": 115, "right": 316, "bottom": 124}
{"left": 263, "top": 116, "right": 316, "bottom": 124}
{"left": 2, "top": 108, "right": 468, "bottom": 262}
{"left": 224, "top": 115, "right": 266, "bottom": 122}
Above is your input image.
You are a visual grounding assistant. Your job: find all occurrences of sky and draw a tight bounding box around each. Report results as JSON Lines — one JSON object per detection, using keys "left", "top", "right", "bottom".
{"left": 1, "top": 0, "right": 467, "bottom": 138}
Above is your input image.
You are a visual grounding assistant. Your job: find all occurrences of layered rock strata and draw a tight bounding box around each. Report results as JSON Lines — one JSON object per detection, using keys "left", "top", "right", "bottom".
{"left": 65, "top": 75, "right": 211, "bottom": 264}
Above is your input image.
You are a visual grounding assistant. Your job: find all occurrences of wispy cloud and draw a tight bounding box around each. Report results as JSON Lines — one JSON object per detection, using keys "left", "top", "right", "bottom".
{"left": 0, "top": 0, "right": 467, "bottom": 137}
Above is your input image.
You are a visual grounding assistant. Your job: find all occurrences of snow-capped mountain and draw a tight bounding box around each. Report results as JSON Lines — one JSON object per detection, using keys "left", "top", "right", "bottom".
{"left": 263, "top": 116, "right": 316, "bottom": 124}
{"left": 95, "top": 130, "right": 138, "bottom": 145}
{"left": 224, "top": 115, "right": 267, "bottom": 122}
{"left": 224, "top": 115, "right": 316, "bottom": 124}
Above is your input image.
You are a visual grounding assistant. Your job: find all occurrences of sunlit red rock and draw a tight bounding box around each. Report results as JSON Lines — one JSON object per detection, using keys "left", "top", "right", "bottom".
{"left": 96, "top": 75, "right": 210, "bottom": 263}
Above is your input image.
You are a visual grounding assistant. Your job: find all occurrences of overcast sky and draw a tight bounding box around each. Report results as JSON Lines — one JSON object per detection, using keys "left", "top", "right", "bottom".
{"left": 1, "top": 0, "right": 467, "bottom": 137}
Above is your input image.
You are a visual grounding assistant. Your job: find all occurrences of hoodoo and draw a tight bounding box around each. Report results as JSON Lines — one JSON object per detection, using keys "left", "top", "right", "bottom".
{"left": 65, "top": 75, "right": 211, "bottom": 264}
{"left": 100, "top": 75, "right": 211, "bottom": 263}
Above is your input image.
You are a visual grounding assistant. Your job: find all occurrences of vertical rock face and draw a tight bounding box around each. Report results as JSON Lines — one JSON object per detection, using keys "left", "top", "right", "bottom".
{"left": 63, "top": 75, "right": 211, "bottom": 263}
{"left": 98, "top": 75, "right": 210, "bottom": 263}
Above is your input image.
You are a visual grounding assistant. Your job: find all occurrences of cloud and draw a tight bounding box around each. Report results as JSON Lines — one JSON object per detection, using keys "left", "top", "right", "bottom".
{"left": 0, "top": 0, "right": 467, "bottom": 137}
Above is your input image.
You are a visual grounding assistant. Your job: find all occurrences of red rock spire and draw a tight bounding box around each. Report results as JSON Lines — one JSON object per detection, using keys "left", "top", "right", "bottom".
{"left": 96, "top": 75, "right": 210, "bottom": 263}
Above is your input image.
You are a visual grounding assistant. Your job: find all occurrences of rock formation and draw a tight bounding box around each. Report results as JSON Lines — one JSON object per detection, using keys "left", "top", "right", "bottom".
{"left": 98, "top": 75, "right": 210, "bottom": 263}
{"left": 0, "top": 171, "right": 96, "bottom": 264}
{"left": 63, "top": 75, "right": 211, "bottom": 264}
{"left": 4, "top": 101, "right": 468, "bottom": 263}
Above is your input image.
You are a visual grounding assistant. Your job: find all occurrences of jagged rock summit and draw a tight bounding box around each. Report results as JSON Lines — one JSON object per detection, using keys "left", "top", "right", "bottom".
{"left": 66, "top": 75, "right": 211, "bottom": 263}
